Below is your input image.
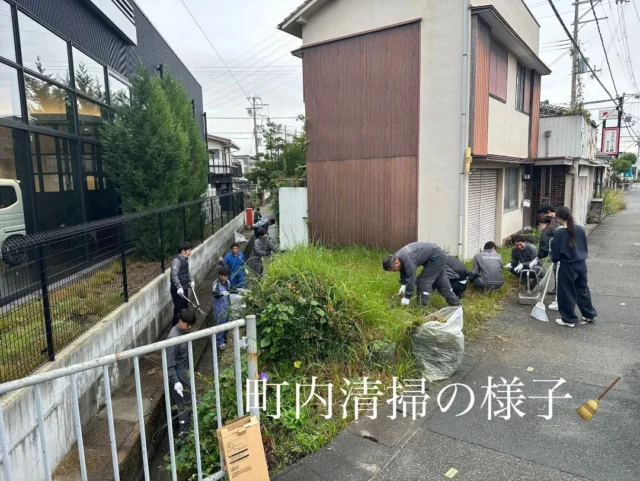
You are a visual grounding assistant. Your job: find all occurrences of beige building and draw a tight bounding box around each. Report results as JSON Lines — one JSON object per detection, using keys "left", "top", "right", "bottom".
{"left": 280, "top": 0, "right": 550, "bottom": 257}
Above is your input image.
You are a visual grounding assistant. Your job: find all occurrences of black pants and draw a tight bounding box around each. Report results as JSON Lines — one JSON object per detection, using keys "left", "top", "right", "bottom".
{"left": 557, "top": 260, "right": 597, "bottom": 323}
{"left": 450, "top": 278, "right": 468, "bottom": 297}
{"left": 170, "top": 287, "right": 189, "bottom": 326}
{"left": 171, "top": 377, "right": 192, "bottom": 438}
{"left": 416, "top": 251, "right": 460, "bottom": 306}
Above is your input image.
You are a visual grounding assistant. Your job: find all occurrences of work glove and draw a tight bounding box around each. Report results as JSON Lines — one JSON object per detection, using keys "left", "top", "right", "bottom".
{"left": 177, "top": 287, "right": 184, "bottom": 297}
{"left": 222, "top": 291, "right": 230, "bottom": 297}
{"left": 529, "top": 258, "right": 540, "bottom": 268}
{"left": 401, "top": 297, "right": 410, "bottom": 306}
{"left": 514, "top": 263, "right": 524, "bottom": 274}
{"left": 174, "top": 382, "right": 184, "bottom": 398}
{"left": 504, "top": 263, "right": 512, "bottom": 270}
{"left": 190, "top": 281, "right": 195, "bottom": 288}
{"left": 398, "top": 285, "right": 407, "bottom": 296}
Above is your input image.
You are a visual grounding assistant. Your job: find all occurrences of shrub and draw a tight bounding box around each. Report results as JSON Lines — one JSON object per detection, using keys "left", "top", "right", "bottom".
{"left": 603, "top": 189, "right": 626, "bottom": 216}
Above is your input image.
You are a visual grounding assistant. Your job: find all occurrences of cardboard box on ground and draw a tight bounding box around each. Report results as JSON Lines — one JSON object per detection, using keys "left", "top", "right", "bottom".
{"left": 217, "top": 416, "right": 270, "bottom": 481}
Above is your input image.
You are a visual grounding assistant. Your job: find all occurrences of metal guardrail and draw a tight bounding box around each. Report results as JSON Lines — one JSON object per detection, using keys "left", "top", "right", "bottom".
{"left": 0, "top": 315, "right": 260, "bottom": 481}
{"left": 0, "top": 191, "right": 247, "bottom": 383}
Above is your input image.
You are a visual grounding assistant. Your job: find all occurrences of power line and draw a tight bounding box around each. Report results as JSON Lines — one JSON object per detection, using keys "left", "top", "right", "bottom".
{"left": 590, "top": 0, "right": 618, "bottom": 96}
{"left": 178, "top": 0, "right": 251, "bottom": 106}
{"left": 546, "top": 0, "right": 618, "bottom": 104}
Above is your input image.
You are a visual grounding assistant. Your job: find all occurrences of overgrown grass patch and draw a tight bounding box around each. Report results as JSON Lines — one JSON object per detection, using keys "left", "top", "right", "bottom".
{"left": 175, "top": 244, "right": 518, "bottom": 476}
{"left": 603, "top": 189, "right": 626, "bottom": 216}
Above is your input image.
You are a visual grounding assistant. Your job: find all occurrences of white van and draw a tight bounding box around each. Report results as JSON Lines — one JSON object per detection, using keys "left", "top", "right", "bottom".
{"left": 0, "top": 179, "right": 27, "bottom": 265}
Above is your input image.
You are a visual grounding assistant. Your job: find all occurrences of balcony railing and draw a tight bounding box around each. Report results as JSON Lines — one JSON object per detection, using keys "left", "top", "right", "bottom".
{"left": 209, "top": 165, "right": 243, "bottom": 178}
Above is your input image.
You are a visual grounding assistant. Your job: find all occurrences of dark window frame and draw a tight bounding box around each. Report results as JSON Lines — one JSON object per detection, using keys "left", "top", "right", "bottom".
{"left": 515, "top": 63, "right": 527, "bottom": 113}
{"left": 504, "top": 167, "right": 520, "bottom": 212}
{"left": 489, "top": 38, "right": 508, "bottom": 102}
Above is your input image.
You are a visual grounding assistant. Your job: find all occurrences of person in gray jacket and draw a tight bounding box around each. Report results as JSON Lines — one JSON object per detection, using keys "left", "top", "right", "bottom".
{"left": 254, "top": 228, "right": 278, "bottom": 258}
{"left": 383, "top": 242, "right": 460, "bottom": 307}
{"left": 170, "top": 242, "right": 194, "bottom": 326}
{"left": 469, "top": 241, "right": 504, "bottom": 291}
{"left": 505, "top": 235, "right": 543, "bottom": 287}
{"left": 167, "top": 308, "right": 197, "bottom": 437}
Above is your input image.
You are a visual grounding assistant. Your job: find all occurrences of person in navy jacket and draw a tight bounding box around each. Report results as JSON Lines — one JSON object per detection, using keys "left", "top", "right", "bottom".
{"left": 551, "top": 206, "right": 597, "bottom": 327}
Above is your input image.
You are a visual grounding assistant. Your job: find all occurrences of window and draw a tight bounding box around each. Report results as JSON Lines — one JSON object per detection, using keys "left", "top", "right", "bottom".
{"left": 73, "top": 47, "right": 106, "bottom": 102}
{"left": 82, "top": 143, "right": 106, "bottom": 191}
{"left": 489, "top": 39, "right": 508, "bottom": 101}
{"left": 77, "top": 97, "right": 109, "bottom": 139}
{"left": 18, "top": 12, "right": 70, "bottom": 84}
{"left": 0, "top": 185, "right": 17, "bottom": 209}
{"left": 25, "top": 73, "right": 74, "bottom": 132}
{"left": 31, "top": 134, "right": 75, "bottom": 193}
{"left": 516, "top": 64, "right": 527, "bottom": 112}
{"left": 0, "top": 1, "right": 15, "bottom": 62}
{"left": 504, "top": 167, "right": 520, "bottom": 211}
{"left": 109, "top": 74, "right": 129, "bottom": 106}
{"left": 0, "top": 126, "right": 18, "bottom": 180}
{"left": 0, "top": 63, "right": 22, "bottom": 122}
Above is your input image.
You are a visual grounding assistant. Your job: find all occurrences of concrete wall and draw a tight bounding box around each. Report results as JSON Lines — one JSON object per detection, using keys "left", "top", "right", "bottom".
{"left": 470, "top": 0, "right": 540, "bottom": 53}
{"left": 418, "top": 0, "right": 466, "bottom": 252}
{"left": 487, "top": 52, "right": 530, "bottom": 158}
{"left": 0, "top": 214, "right": 244, "bottom": 481}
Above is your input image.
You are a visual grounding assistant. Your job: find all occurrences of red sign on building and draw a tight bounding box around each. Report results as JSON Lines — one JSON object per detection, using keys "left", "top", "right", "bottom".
{"left": 602, "top": 127, "right": 620, "bottom": 155}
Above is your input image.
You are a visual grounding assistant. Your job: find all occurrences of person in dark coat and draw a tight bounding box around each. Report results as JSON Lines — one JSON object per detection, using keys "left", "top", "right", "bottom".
{"left": 551, "top": 206, "right": 597, "bottom": 327}
{"left": 469, "top": 241, "right": 504, "bottom": 291}
{"left": 223, "top": 243, "right": 247, "bottom": 289}
{"left": 254, "top": 208, "right": 262, "bottom": 222}
{"left": 212, "top": 266, "right": 232, "bottom": 349}
{"left": 382, "top": 242, "right": 460, "bottom": 307}
{"left": 445, "top": 255, "right": 470, "bottom": 298}
{"left": 170, "top": 242, "right": 194, "bottom": 326}
{"left": 167, "top": 308, "right": 197, "bottom": 436}
{"left": 505, "top": 234, "right": 543, "bottom": 288}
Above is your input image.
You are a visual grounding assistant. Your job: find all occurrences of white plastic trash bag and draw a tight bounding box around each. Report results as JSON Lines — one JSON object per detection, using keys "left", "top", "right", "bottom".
{"left": 234, "top": 231, "right": 248, "bottom": 244}
{"left": 411, "top": 307, "right": 464, "bottom": 382}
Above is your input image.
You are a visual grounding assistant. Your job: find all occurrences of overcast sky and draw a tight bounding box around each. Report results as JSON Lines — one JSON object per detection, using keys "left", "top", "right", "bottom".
{"left": 136, "top": 0, "right": 640, "bottom": 155}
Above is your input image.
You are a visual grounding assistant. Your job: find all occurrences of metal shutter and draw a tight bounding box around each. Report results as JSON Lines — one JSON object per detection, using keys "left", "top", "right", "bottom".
{"left": 466, "top": 169, "right": 498, "bottom": 258}
{"left": 575, "top": 174, "right": 589, "bottom": 225}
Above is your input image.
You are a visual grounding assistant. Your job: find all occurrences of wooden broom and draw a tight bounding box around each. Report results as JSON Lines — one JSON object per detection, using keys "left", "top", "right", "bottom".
{"left": 576, "top": 377, "right": 621, "bottom": 422}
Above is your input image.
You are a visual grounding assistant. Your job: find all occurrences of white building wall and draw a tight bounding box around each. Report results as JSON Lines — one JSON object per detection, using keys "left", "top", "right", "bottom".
{"left": 301, "top": 0, "right": 426, "bottom": 46}
{"left": 487, "top": 52, "right": 530, "bottom": 159}
{"left": 471, "top": 0, "right": 540, "bottom": 52}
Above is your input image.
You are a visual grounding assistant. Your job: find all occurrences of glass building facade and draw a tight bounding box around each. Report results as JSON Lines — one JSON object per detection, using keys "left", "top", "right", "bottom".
{"left": 0, "top": 0, "right": 128, "bottom": 233}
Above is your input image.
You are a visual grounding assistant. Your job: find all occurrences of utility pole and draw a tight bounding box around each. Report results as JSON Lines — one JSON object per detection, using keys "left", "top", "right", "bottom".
{"left": 571, "top": 1, "right": 580, "bottom": 107}
{"left": 247, "top": 96, "right": 267, "bottom": 158}
{"left": 570, "top": 0, "right": 607, "bottom": 107}
{"left": 616, "top": 94, "right": 624, "bottom": 159}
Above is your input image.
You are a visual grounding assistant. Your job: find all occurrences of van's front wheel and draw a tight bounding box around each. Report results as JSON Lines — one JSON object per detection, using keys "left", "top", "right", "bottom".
{"left": 1, "top": 235, "right": 27, "bottom": 266}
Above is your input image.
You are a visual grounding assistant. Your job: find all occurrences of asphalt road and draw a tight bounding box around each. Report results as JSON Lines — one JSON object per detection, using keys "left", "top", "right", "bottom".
{"left": 275, "top": 187, "right": 640, "bottom": 481}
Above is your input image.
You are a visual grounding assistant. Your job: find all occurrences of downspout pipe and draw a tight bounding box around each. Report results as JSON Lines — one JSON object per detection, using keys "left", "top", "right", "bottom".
{"left": 458, "top": 0, "right": 470, "bottom": 258}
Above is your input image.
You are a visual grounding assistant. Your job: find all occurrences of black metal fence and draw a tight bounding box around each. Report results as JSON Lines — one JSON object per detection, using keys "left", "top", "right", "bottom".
{"left": 0, "top": 191, "right": 245, "bottom": 383}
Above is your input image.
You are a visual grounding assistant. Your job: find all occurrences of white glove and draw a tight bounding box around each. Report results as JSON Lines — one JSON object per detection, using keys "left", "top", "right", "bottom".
{"left": 529, "top": 258, "right": 540, "bottom": 268}
{"left": 504, "top": 263, "right": 512, "bottom": 270}
{"left": 222, "top": 291, "right": 230, "bottom": 297}
{"left": 177, "top": 287, "right": 184, "bottom": 297}
{"left": 174, "top": 382, "right": 184, "bottom": 398}
{"left": 401, "top": 297, "right": 410, "bottom": 306}
{"left": 398, "top": 285, "right": 406, "bottom": 295}
{"left": 190, "top": 281, "right": 195, "bottom": 288}
{"left": 514, "top": 263, "right": 524, "bottom": 274}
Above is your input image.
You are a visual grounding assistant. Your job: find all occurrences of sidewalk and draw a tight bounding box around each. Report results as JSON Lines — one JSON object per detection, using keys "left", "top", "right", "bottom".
{"left": 275, "top": 188, "right": 640, "bottom": 481}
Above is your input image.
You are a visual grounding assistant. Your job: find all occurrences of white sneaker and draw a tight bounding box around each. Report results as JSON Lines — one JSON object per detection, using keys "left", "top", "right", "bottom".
{"left": 555, "top": 319, "right": 576, "bottom": 328}
{"left": 548, "top": 301, "right": 558, "bottom": 311}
